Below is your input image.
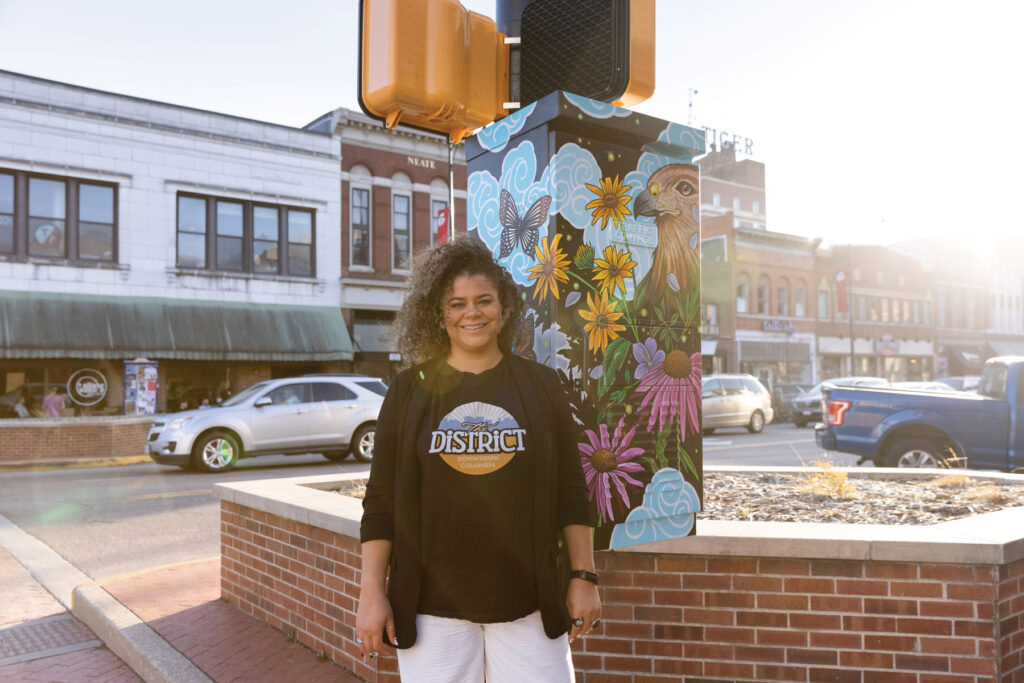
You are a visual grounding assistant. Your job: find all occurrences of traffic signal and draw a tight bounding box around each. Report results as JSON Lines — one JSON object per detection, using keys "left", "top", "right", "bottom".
{"left": 359, "top": 0, "right": 509, "bottom": 144}
{"left": 518, "top": 0, "right": 654, "bottom": 107}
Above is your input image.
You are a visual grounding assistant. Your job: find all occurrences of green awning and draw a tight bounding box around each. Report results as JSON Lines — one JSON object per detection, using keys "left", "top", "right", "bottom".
{"left": 0, "top": 292, "right": 353, "bottom": 361}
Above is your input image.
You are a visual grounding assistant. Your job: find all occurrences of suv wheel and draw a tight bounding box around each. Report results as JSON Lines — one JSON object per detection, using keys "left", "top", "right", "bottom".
{"left": 746, "top": 410, "right": 765, "bottom": 434}
{"left": 193, "top": 431, "right": 240, "bottom": 473}
{"left": 350, "top": 425, "right": 375, "bottom": 463}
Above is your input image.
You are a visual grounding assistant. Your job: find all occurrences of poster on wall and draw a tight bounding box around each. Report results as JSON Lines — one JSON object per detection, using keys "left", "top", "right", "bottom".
{"left": 123, "top": 360, "right": 159, "bottom": 415}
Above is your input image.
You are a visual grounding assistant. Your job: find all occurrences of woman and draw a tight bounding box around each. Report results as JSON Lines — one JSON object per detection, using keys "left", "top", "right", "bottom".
{"left": 356, "top": 236, "right": 601, "bottom": 682}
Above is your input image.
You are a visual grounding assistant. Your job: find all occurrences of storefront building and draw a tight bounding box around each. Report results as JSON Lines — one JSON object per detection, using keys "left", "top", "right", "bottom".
{"left": 305, "top": 107, "right": 467, "bottom": 381}
{"left": 815, "top": 245, "right": 937, "bottom": 382}
{"left": 0, "top": 70, "right": 350, "bottom": 415}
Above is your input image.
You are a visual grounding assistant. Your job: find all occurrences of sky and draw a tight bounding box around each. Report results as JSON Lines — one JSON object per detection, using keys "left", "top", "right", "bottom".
{"left": 1, "top": 0, "right": 1022, "bottom": 248}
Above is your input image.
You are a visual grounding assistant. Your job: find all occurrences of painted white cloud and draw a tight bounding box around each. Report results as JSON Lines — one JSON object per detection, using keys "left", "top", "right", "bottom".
{"left": 475, "top": 102, "right": 538, "bottom": 153}
{"left": 609, "top": 468, "right": 701, "bottom": 549}
{"left": 563, "top": 93, "right": 632, "bottom": 119}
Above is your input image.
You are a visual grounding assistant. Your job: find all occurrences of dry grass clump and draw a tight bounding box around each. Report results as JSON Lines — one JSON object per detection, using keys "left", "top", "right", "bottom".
{"left": 797, "top": 459, "right": 859, "bottom": 499}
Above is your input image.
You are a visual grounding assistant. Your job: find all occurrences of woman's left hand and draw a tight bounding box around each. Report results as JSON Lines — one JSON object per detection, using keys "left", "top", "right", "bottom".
{"left": 565, "top": 578, "right": 601, "bottom": 643}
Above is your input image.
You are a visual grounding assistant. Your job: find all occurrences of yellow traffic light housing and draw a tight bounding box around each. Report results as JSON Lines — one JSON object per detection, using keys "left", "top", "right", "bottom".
{"left": 359, "top": 0, "right": 509, "bottom": 144}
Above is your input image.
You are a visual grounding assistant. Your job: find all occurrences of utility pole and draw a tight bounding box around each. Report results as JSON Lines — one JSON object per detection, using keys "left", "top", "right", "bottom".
{"left": 688, "top": 88, "right": 698, "bottom": 125}
{"left": 848, "top": 246, "right": 855, "bottom": 375}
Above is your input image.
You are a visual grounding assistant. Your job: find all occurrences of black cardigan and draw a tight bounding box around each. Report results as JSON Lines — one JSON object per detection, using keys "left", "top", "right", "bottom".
{"left": 360, "top": 354, "right": 595, "bottom": 648}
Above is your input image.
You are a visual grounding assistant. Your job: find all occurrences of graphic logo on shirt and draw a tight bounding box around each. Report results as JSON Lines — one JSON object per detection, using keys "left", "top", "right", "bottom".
{"left": 429, "top": 401, "right": 526, "bottom": 475}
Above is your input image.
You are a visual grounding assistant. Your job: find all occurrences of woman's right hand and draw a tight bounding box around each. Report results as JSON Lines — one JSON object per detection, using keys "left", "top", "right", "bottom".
{"left": 355, "top": 588, "right": 396, "bottom": 657}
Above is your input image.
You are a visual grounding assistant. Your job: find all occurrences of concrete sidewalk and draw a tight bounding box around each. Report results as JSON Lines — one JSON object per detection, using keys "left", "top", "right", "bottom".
{"left": 2, "top": 516, "right": 363, "bottom": 682}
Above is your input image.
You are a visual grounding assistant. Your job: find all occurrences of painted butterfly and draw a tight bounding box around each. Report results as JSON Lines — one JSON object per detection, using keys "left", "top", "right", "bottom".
{"left": 499, "top": 189, "right": 551, "bottom": 259}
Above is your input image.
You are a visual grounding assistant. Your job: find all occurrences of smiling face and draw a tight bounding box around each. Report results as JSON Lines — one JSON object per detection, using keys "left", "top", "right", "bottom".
{"left": 443, "top": 273, "right": 504, "bottom": 363}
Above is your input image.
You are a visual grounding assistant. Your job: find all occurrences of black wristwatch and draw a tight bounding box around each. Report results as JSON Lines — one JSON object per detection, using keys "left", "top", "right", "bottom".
{"left": 569, "top": 569, "right": 599, "bottom": 585}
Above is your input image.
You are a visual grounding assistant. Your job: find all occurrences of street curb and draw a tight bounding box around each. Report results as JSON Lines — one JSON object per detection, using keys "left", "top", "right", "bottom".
{"left": 0, "top": 456, "right": 152, "bottom": 472}
{"left": 72, "top": 583, "right": 212, "bottom": 683}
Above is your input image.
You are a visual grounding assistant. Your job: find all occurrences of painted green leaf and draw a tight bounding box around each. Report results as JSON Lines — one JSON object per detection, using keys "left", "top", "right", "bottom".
{"left": 598, "top": 336, "right": 631, "bottom": 398}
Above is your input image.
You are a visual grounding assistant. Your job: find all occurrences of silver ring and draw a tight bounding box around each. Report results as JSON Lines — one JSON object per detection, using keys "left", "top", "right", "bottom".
{"left": 355, "top": 637, "right": 364, "bottom": 645}
{"left": 369, "top": 652, "right": 378, "bottom": 658}
{"left": 591, "top": 618, "right": 601, "bottom": 629}
{"left": 572, "top": 617, "right": 584, "bottom": 628}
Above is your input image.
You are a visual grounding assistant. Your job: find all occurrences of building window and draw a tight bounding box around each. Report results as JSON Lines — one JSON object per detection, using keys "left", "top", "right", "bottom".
{"left": 78, "top": 184, "right": 115, "bottom": 260}
{"left": 350, "top": 186, "right": 371, "bottom": 268}
{"left": 757, "top": 276, "right": 771, "bottom": 315}
{"left": 881, "top": 298, "right": 890, "bottom": 322}
{"left": 216, "top": 201, "right": 243, "bottom": 271}
{"left": 736, "top": 274, "right": 750, "bottom": 314}
{"left": 818, "top": 289, "right": 829, "bottom": 319}
{"left": 913, "top": 301, "right": 921, "bottom": 324}
{"left": 29, "top": 178, "right": 66, "bottom": 258}
{"left": 752, "top": 200, "right": 760, "bottom": 214}
{"left": 777, "top": 278, "right": 790, "bottom": 316}
{"left": 287, "top": 209, "right": 313, "bottom": 276}
{"left": 705, "top": 303, "right": 718, "bottom": 326}
{"left": 733, "top": 197, "right": 741, "bottom": 211}
{"left": 392, "top": 193, "right": 411, "bottom": 271}
{"left": 176, "top": 192, "right": 314, "bottom": 277}
{"left": 795, "top": 283, "right": 806, "bottom": 317}
{"left": 0, "top": 173, "right": 13, "bottom": 253}
{"left": 0, "top": 170, "right": 117, "bottom": 262}
{"left": 177, "top": 196, "right": 206, "bottom": 268}
{"left": 712, "top": 193, "right": 721, "bottom": 207}
{"left": 431, "top": 198, "right": 448, "bottom": 247}
{"left": 858, "top": 295, "right": 867, "bottom": 322}
{"left": 253, "top": 206, "right": 279, "bottom": 274}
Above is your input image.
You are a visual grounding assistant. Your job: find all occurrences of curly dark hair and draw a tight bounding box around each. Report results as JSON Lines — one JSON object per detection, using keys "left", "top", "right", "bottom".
{"left": 393, "top": 235, "right": 524, "bottom": 367}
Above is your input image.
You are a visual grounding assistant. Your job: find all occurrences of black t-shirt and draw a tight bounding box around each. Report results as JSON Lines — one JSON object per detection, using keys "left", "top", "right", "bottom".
{"left": 417, "top": 357, "right": 537, "bottom": 623}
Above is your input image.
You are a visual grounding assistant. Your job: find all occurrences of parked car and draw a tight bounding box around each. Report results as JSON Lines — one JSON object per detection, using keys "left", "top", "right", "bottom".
{"left": 701, "top": 374, "right": 774, "bottom": 434}
{"left": 816, "top": 356, "right": 1024, "bottom": 469}
{"left": 771, "top": 382, "right": 808, "bottom": 423}
{"left": 147, "top": 374, "right": 386, "bottom": 472}
{"left": 935, "top": 375, "right": 980, "bottom": 392}
{"left": 888, "top": 381, "right": 958, "bottom": 392}
{"left": 791, "top": 376, "right": 889, "bottom": 427}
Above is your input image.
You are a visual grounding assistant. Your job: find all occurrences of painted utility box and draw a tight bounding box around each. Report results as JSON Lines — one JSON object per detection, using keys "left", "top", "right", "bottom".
{"left": 465, "top": 91, "right": 705, "bottom": 550}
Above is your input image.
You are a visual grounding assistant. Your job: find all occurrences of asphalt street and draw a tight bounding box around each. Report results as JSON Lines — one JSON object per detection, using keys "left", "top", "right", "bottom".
{"left": 0, "top": 454, "right": 367, "bottom": 580}
{"left": 701, "top": 421, "right": 861, "bottom": 468}
{"left": 0, "top": 421, "right": 850, "bottom": 581}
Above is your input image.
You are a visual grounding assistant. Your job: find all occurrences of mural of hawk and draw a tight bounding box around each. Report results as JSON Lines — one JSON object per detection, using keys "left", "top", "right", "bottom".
{"left": 632, "top": 164, "right": 700, "bottom": 313}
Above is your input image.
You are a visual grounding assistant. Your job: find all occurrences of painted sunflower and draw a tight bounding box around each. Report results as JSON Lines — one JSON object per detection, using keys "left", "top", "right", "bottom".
{"left": 592, "top": 245, "right": 637, "bottom": 297}
{"left": 585, "top": 175, "right": 632, "bottom": 230}
{"left": 526, "top": 233, "right": 570, "bottom": 303}
{"left": 578, "top": 290, "right": 627, "bottom": 354}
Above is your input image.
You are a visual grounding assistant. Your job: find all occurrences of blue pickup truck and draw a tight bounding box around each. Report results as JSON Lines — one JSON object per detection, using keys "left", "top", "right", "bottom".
{"left": 815, "top": 356, "right": 1024, "bottom": 469}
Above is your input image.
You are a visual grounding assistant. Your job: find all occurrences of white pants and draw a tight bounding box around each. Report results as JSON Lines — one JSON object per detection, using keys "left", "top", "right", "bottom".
{"left": 396, "top": 610, "right": 574, "bottom": 683}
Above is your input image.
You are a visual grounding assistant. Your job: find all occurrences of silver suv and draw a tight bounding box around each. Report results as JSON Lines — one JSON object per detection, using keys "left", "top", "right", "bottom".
{"left": 147, "top": 374, "right": 385, "bottom": 472}
{"left": 701, "top": 374, "right": 774, "bottom": 434}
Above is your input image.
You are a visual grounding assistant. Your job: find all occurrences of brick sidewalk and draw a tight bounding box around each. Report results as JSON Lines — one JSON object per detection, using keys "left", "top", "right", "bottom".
{"left": 102, "top": 558, "right": 363, "bottom": 682}
{"left": 0, "top": 545, "right": 140, "bottom": 682}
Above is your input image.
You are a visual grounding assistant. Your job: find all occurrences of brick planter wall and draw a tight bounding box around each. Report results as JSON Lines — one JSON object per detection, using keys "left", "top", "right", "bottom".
{"left": 0, "top": 417, "right": 152, "bottom": 462}
{"left": 217, "top": 473, "right": 1024, "bottom": 683}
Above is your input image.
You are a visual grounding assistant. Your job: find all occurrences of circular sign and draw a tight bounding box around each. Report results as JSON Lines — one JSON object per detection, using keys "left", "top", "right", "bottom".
{"left": 67, "top": 369, "right": 108, "bottom": 406}
{"left": 427, "top": 401, "right": 526, "bottom": 476}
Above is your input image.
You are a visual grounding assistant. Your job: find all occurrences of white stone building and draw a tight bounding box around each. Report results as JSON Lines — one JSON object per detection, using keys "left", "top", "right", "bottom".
{"left": 0, "top": 69, "right": 349, "bottom": 412}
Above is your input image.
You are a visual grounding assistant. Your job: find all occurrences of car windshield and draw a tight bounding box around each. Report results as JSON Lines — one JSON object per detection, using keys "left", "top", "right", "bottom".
{"left": 354, "top": 379, "right": 388, "bottom": 396}
{"left": 219, "top": 382, "right": 270, "bottom": 407}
